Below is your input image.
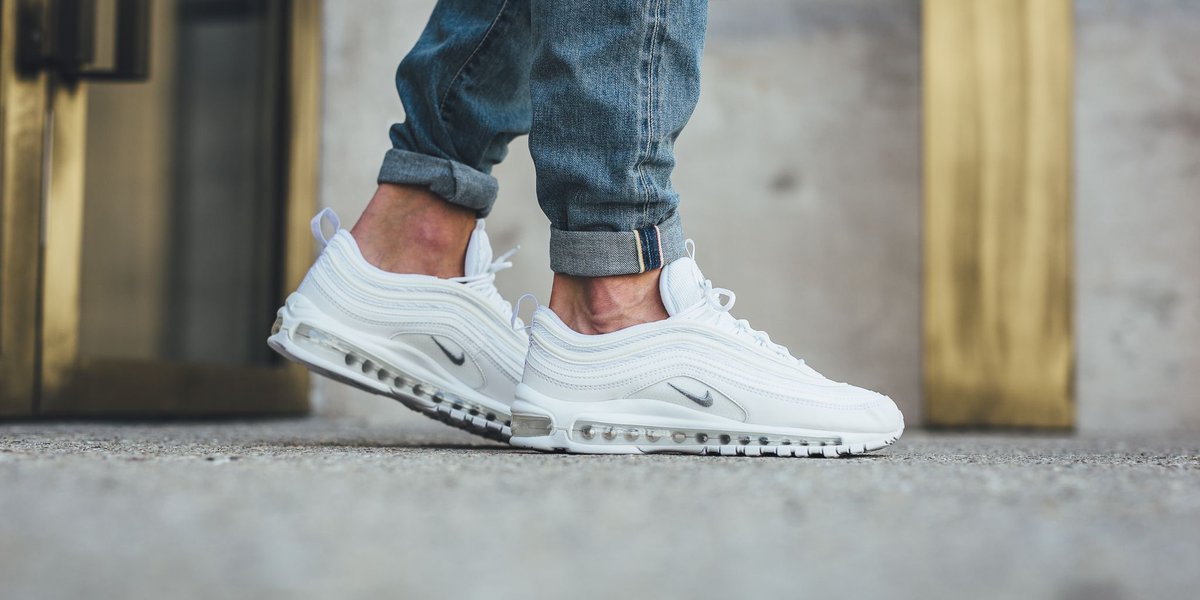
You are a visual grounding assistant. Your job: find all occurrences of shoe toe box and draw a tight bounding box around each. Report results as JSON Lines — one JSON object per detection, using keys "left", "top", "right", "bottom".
{"left": 763, "top": 383, "right": 904, "bottom": 434}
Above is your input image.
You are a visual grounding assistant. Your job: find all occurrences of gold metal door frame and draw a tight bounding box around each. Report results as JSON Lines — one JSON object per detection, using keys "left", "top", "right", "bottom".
{"left": 1, "top": 0, "right": 322, "bottom": 417}
{"left": 0, "top": 0, "right": 49, "bottom": 417}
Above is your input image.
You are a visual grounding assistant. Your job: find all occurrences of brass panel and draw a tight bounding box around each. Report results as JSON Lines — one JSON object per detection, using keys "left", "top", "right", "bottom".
{"left": 278, "top": 0, "right": 322, "bottom": 397}
{"left": 923, "top": 0, "right": 1074, "bottom": 427}
{"left": 39, "top": 78, "right": 88, "bottom": 408}
{"left": 37, "top": 0, "right": 322, "bottom": 415}
{"left": 40, "top": 359, "right": 308, "bottom": 417}
{"left": 0, "top": 0, "right": 49, "bottom": 416}
{"left": 286, "top": 0, "right": 321, "bottom": 293}
{"left": 78, "top": 0, "right": 175, "bottom": 361}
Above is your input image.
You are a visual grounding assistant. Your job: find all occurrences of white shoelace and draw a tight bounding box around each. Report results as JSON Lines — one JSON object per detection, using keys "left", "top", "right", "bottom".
{"left": 681, "top": 239, "right": 798, "bottom": 363}
{"left": 453, "top": 246, "right": 522, "bottom": 327}
{"left": 699, "top": 279, "right": 799, "bottom": 362}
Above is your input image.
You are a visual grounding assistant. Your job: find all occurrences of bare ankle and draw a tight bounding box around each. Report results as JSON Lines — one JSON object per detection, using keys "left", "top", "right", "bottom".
{"left": 350, "top": 183, "right": 476, "bottom": 278}
{"left": 548, "top": 271, "right": 669, "bottom": 334}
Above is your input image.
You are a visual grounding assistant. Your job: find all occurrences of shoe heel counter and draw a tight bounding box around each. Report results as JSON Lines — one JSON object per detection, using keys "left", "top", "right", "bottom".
{"left": 296, "top": 254, "right": 327, "bottom": 297}
{"left": 295, "top": 233, "right": 357, "bottom": 316}
{"left": 519, "top": 313, "right": 574, "bottom": 396}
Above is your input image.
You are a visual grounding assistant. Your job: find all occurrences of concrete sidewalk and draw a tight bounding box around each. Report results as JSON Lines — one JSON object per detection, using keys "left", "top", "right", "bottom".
{"left": 1, "top": 418, "right": 1197, "bottom": 600}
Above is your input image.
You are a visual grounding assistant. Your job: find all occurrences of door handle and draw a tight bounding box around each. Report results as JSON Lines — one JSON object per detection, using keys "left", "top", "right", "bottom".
{"left": 78, "top": 0, "right": 149, "bottom": 80}
{"left": 16, "top": 0, "right": 151, "bottom": 82}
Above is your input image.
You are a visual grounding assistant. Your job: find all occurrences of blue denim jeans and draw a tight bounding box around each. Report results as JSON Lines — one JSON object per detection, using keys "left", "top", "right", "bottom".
{"left": 378, "top": 0, "right": 708, "bottom": 276}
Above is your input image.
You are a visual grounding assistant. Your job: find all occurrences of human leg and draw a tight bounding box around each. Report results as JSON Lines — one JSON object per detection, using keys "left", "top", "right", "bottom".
{"left": 526, "top": 0, "right": 708, "bottom": 332}
{"left": 513, "top": 0, "right": 904, "bottom": 456}
{"left": 270, "top": 0, "right": 534, "bottom": 440}
{"left": 357, "top": 0, "right": 534, "bottom": 278}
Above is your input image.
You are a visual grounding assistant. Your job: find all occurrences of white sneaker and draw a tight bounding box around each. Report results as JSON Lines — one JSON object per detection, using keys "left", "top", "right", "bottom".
{"left": 509, "top": 242, "right": 904, "bottom": 456}
{"left": 268, "top": 209, "right": 528, "bottom": 441}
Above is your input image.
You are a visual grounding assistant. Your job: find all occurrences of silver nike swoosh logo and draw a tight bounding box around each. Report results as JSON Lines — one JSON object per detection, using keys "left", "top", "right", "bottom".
{"left": 668, "top": 382, "right": 714, "bottom": 408}
{"left": 431, "top": 336, "right": 465, "bottom": 366}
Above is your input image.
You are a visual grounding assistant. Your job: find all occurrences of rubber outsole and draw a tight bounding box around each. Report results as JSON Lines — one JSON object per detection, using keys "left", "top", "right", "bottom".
{"left": 509, "top": 428, "right": 902, "bottom": 457}
{"left": 268, "top": 316, "right": 512, "bottom": 443}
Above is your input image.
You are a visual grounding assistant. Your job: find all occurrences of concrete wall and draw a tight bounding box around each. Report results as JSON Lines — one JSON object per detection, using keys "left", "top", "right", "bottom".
{"left": 316, "top": 0, "right": 923, "bottom": 425}
{"left": 1075, "top": 0, "right": 1200, "bottom": 432}
{"left": 316, "top": 0, "right": 1200, "bottom": 433}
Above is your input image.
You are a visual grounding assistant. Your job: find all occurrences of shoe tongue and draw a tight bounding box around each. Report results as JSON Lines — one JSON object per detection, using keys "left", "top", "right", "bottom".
{"left": 462, "top": 219, "right": 493, "bottom": 277}
{"left": 659, "top": 256, "right": 707, "bottom": 316}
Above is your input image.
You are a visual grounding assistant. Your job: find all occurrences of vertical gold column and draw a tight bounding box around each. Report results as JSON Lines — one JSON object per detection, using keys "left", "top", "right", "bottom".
{"left": 38, "top": 77, "right": 88, "bottom": 406}
{"left": 279, "top": 0, "right": 322, "bottom": 395}
{"left": 285, "top": 0, "right": 321, "bottom": 293}
{"left": 0, "top": 0, "right": 49, "bottom": 416}
{"left": 923, "top": 0, "right": 1074, "bottom": 427}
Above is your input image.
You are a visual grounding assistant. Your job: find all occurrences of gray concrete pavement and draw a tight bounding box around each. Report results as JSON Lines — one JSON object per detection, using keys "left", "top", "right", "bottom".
{"left": 1, "top": 417, "right": 1197, "bottom": 600}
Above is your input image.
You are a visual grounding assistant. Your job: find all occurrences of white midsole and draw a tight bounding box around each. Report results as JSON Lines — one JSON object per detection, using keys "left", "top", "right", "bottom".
{"left": 510, "top": 383, "right": 903, "bottom": 447}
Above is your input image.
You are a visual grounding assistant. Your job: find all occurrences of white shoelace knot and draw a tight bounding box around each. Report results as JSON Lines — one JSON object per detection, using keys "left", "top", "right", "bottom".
{"left": 455, "top": 246, "right": 522, "bottom": 327}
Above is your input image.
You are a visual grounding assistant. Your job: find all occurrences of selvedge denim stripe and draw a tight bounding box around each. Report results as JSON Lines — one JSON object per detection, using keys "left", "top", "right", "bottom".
{"left": 379, "top": 0, "right": 707, "bottom": 275}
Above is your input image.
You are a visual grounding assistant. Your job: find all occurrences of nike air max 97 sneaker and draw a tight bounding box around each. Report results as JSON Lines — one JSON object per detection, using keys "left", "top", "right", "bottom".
{"left": 268, "top": 210, "right": 527, "bottom": 441}
{"left": 509, "top": 242, "right": 904, "bottom": 456}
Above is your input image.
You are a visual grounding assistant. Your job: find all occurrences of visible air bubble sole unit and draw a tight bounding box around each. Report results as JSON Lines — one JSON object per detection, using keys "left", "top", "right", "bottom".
{"left": 510, "top": 409, "right": 901, "bottom": 458}
{"left": 269, "top": 317, "right": 512, "bottom": 442}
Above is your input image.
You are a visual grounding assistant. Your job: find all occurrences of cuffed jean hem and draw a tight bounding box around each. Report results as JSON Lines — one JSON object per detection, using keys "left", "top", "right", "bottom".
{"left": 549, "top": 211, "right": 686, "bottom": 276}
{"left": 377, "top": 149, "right": 499, "bottom": 217}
